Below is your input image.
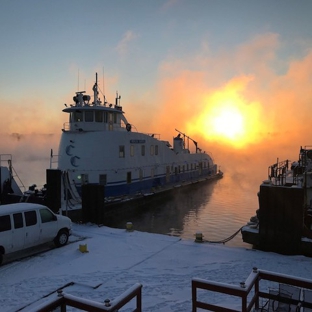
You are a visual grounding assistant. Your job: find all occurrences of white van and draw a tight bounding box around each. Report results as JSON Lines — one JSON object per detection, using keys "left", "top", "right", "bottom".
{"left": 0, "top": 203, "right": 72, "bottom": 265}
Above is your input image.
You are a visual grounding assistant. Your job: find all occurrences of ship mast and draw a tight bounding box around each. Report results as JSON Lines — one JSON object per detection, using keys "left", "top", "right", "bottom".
{"left": 93, "top": 72, "right": 99, "bottom": 104}
{"left": 175, "top": 129, "right": 199, "bottom": 152}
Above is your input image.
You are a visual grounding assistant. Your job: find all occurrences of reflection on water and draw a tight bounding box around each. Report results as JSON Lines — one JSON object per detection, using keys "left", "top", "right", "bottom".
{"left": 109, "top": 173, "right": 260, "bottom": 248}
{"left": 12, "top": 159, "right": 261, "bottom": 249}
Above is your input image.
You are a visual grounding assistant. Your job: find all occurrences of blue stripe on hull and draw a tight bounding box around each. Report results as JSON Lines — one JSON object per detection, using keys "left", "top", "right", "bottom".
{"left": 75, "top": 168, "right": 217, "bottom": 198}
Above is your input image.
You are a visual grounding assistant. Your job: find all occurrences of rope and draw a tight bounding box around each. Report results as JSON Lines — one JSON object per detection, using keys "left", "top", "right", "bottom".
{"left": 203, "top": 226, "right": 245, "bottom": 244}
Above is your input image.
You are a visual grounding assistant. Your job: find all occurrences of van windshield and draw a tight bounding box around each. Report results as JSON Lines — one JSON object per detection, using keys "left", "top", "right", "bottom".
{"left": 40, "top": 209, "right": 56, "bottom": 223}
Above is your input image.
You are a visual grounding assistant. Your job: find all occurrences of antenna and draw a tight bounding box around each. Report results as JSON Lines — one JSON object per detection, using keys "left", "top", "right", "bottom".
{"left": 102, "top": 66, "right": 105, "bottom": 96}
{"left": 78, "top": 69, "right": 79, "bottom": 90}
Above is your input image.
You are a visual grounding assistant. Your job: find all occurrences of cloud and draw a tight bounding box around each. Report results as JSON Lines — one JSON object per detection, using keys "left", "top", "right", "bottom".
{"left": 115, "top": 30, "right": 138, "bottom": 57}
{"left": 122, "top": 32, "right": 312, "bottom": 178}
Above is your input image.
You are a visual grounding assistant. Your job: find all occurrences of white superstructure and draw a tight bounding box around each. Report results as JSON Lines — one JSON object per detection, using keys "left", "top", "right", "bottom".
{"left": 57, "top": 73, "right": 222, "bottom": 207}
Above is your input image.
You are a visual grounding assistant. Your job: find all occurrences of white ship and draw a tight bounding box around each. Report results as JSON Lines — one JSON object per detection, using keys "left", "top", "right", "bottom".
{"left": 54, "top": 73, "right": 223, "bottom": 211}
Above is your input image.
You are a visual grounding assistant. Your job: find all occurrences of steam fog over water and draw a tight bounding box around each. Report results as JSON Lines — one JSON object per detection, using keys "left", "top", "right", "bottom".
{"left": 2, "top": 133, "right": 301, "bottom": 249}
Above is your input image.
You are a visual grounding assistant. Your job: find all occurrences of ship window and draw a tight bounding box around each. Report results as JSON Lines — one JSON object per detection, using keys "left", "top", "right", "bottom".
{"left": 127, "top": 171, "right": 131, "bottom": 184}
{"left": 99, "top": 174, "right": 107, "bottom": 186}
{"left": 95, "top": 111, "right": 103, "bottom": 122}
{"left": 175, "top": 167, "right": 178, "bottom": 175}
{"left": 108, "top": 113, "right": 113, "bottom": 122}
{"left": 119, "top": 145, "right": 125, "bottom": 158}
{"left": 130, "top": 145, "right": 134, "bottom": 157}
{"left": 187, "top": 164, "right": 189, "bottom": 171}
{"left": 113, "top": 113, "right": 117, "bottom": 123}
{"left": 103, "top": 112, "right": 108, "bottom": 123}
{"left": 150, "top": 145, "right": 154, "bottom": 156}
{"left": 155, "top": 145, "right": 158, "bottom": 155}
{"left": 73, "top": 111, "right": 83, "bottom": 122}
{"left": 85, "top": 111, "right": 94, "bottom": 122}
{"left": 141, "top": 145, "right": 145, "bottom": 156}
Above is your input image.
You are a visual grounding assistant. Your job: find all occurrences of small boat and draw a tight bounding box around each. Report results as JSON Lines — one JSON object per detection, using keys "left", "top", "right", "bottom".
{"left": 241, "top": 146, "right": 312, "bottom": 256}
{"left": 0, "top": 154, "right": 48, "bottom": 205}
{"left": 49, "top": 73, "right": 223, "bottom": 219}
{"left": 0, "top": 154, "right": 24, "bottom": 204}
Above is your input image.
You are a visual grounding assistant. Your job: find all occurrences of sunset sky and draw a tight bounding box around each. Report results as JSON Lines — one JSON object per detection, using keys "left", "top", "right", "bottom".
{"left": 1, "top": 0, "right": 312, "bottom": 186}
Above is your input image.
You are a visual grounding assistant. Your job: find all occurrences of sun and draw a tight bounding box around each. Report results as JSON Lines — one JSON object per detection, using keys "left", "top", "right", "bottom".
{"left": 189, "top": 85, "right": 263, "bottom": 149}
{"left": 212, "top": 106, "right": 244, "bottom": 140}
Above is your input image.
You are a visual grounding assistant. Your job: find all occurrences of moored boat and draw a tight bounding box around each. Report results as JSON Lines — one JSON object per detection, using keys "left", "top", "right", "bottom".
{"left": 51, "top": 73, "right": 223, "bottom": 219}
{"left": 241, "top": 146, "right": 312, "bottom": 255}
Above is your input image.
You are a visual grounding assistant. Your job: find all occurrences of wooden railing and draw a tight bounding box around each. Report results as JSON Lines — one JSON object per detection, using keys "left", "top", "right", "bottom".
{"left": 192, "top": 267, "right": 312, "bottom": 312}
{"left": 23, "top": 282, "right": 142, "bottom": 312}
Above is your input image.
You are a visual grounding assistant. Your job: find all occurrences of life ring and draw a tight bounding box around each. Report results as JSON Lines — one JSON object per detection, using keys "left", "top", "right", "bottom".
{"left": 126, "top": 123, "right": 132, "bottom": 132}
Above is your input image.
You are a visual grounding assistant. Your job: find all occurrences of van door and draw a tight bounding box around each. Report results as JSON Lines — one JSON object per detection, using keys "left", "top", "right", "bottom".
{"left": 0, "top": 215, "right": 12, "bottom": 252}
{"left": 11, "top": 212, "right": 26, "bottom": 252}
{"left": 39, "top": 208, "right": 58, "bottom": 243}
{"left": 24, "top": 210, "right": 40, "bottom": 248}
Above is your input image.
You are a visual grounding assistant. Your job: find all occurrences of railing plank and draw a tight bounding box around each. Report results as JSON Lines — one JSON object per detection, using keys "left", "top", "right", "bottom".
{"left": 192, "top": 268, "right": 312, "bottom": 312}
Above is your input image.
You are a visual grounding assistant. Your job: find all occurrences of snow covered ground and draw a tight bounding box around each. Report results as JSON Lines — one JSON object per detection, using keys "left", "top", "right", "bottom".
{"left": 1, "top": 223, "right": 312, "bottom": 311}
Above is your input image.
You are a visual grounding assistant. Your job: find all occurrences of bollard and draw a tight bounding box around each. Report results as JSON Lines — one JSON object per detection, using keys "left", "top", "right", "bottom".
{"left": 104, "top": 299, "right": 111, "bottom": 307}
{"left": 79, "top": 244, "right": 89, "bottom": 253}
{"left": 126, "top": 222, "right": 133, "bottom": 232}
{"left": 195, "top": 232, "right": 203, "bottom": 243}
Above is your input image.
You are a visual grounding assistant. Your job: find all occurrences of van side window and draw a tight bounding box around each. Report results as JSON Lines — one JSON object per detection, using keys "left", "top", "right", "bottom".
{"left": 0, "top": 215, "right": 11, "bottom": 232}
{"left": 40, "top": 209, "right": 55, "bottom": 223}
{"left": 13, "top": 213, "right": 23, "bottom": 229}
{"left": 24, "top": 211, "right": 37, "bottom": 226}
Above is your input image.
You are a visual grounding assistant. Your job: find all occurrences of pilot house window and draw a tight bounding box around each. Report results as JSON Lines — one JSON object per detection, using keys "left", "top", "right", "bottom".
{"left": 85, "top": 111, "right": 94, "bottom": 122}
{"left": 95, "top": 111, "right": 103, "bottom": 122}
{"left": 72, "top": 111, "right": 83, "bottom": 122}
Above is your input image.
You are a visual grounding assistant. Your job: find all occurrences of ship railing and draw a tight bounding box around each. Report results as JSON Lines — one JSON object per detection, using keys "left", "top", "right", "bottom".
{"left": 62, "top": 122, "right": 142, "bottom": 133}
{"left": 63, "top": 122, "right": 70, "bottom": 131}
{"left": 268, "top": 159, "right": 291, "bottom": 186}
{"left": 18, "top": 282, "right": 142, "bottom": 312}
{"left": 192, "top": 267, "right": 312, "bottom": 312}
{"left": 0, "top": 154, "right": 25, "bottom": 192}
{"left": 49, "top": 149, "right": 59, "bottom": 169}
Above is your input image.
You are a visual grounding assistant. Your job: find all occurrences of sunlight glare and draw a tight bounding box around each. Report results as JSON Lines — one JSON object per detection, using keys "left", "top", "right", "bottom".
{"left": 187, "top": 78, "right": 263, "bottom": 149}
{"left": 212, "top": 105, "right": 244, "bottom": 140}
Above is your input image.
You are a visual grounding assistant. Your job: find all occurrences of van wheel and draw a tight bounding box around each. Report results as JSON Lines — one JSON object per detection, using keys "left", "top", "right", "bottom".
{"left": 54, "top": 230, "right": 69, "bottom": 247}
